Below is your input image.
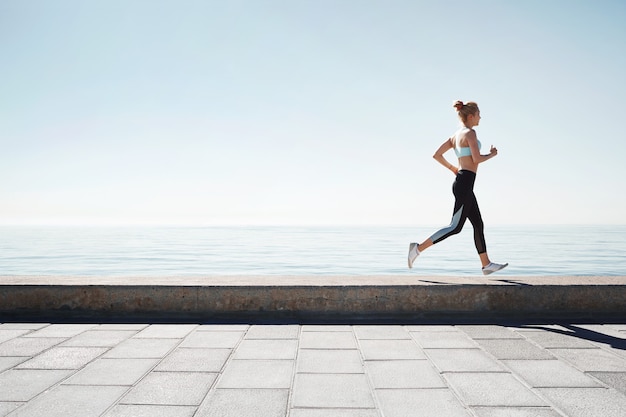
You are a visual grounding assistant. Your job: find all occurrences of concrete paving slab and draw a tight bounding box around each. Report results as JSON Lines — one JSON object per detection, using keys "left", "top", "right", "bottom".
{"left": 365, "top": 360, "right": 446, "bottom": 388}
{"left": 473, "top": 339, "right": 555, "bottom": 360}
{"left": 457, "top": 325, "right": 523, "bottom": 339}
{"left": 299, "top": 331, "right": 357, "bottom": 349}
{"left": 120, "top": 372, "right": 216, "bottom": 406}
{"left": 216, "top": 359, "right": 293, "bottom": 388}
{"left": 0, "top": 402, "right": 22, "bottom": 417}
{"left": 445, "top": 373, "right": 546, "bottom": 406}
{"left": 7, "top": 385, "right": 127, "bottom": 417}
{"left": 22, "top": 324, "right": 95, "bottom": 338}
{"left": 297, "top": 349, "right": 363, "bottom": 374}
{"left": 16, "top": 347, "right": 107, "bottom": 369}
{"left": 521, "top": 330, "right": 598, "bottom": 349}
{"left": 94, "top": 324, "right": 148, "bottom": 331}
{"left": 244, "top": 325, "right": 299, "bottom": 339}
{"left": 103, "top": 338, "right": 180, "bottom": 358}
{"left": 504, "top": 359, "right": 600, "bottom": 387}
{"left": 292, "top": 373, "right": 375, "bottom": 409}
{"left": 290, "top": 409, "right": 378, "bottom": 417}
{"left": 195, "top": 389, "right": 289, "bottom": 417}
{"left": 196, "top": 324, "right": 249, "bottom": 331}
{"left": 359, "top": 339, "right": 426, "bottom": 360}
{"left": 0, "top": 323, "right": 48, "bottom": 330}
{"left": 179, "top": 331, "right": 243, "bottom": 348}
{"left": 375, "top": 388, "right": 471, "bottom": 417}
{"left": 588, "top": 371, "right": 626, "bottom": 394}
{"left": 537, "top": 387, "right": 626, "bottom": 417}
{"left": 63, "top": 358, "right": 158, "bottom": 386}
{"left": 302, "top": 325, "right": 353, "bottom": 332}
{"left": 411, "top": 331, "right": 478, "bottom": 349}
{"left": 155, "top": 348, "right": 231, "bottom": 372}
{"left": 134, "top": 324, "right": 198, "bottom": 339}
{"left": 233, "top": 339, "right": 297, "bottom": 360}
{"left": 354, "top": 325, "right": 411, "bottom": 340}
{"left": 0, "top": 330, "right": 31, "bottom": 344}
{"left": 471, "top": 407, "right": 562, "bottom": 417}
{"left": 405, "top": 325, "right": 457, "bottom": 332}
{"left": 0, "top": 357, "right": 27, "bottom": 372}
{"left": 550, "top": 348, "right": 626, "bottom": 371}
{"left": 102, "top": 404, "right": 197, "bottom": 417}
{"left": 60, "top": 330, "right": 137, "bottom": 347}
{"left": 0, "top": 369, "right": 73, "bottom": 401}
{"left": 0, "top": 337, "right": 66, "bottom": 357}
{"left": 426, "top": 349, "right": 505, "bottom": 372}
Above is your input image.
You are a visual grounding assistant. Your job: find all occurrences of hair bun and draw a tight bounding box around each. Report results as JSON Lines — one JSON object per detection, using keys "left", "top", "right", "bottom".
{"left": 453, "top": 100, "right": 464, "bottom": 111}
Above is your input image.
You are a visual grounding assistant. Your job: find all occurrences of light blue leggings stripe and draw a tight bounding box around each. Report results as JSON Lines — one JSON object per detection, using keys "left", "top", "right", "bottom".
{"left": 430, "top": 205, "right": 464, "bottom": 243}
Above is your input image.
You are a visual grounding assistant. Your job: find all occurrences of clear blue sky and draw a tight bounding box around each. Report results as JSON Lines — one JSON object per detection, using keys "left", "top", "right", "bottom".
{"left": 1, "top": 0, "right": 625, "bottom": 226}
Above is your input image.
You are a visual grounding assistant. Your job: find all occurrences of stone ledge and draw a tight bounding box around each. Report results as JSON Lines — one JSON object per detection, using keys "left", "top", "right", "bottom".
{"left": 1, "top": 276, "right": 625, "bottom": 321}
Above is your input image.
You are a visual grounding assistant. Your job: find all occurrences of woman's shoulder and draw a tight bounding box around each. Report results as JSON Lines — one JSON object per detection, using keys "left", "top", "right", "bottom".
{"left": 454, "top": 127, "right": 476, "bottom": 144}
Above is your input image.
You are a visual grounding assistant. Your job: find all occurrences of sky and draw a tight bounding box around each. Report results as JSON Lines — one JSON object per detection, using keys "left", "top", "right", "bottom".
{"left": 1, "top": 0, "right": 625, "bottom": 226}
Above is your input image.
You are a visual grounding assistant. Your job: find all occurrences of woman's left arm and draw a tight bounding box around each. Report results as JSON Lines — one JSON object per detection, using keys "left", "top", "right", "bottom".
{"left": 433, "top": 137, "right": 458, "bottom": 175}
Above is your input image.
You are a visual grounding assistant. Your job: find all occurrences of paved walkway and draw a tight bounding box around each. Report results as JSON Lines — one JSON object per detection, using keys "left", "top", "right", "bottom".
{"left": 1, "top": 321, "right": 626, "bottom": 417}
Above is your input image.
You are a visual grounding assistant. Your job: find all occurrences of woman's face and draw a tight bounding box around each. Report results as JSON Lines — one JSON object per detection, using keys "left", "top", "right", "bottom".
{"left": 468, "top": 111, "right": 481, "bottom": 126}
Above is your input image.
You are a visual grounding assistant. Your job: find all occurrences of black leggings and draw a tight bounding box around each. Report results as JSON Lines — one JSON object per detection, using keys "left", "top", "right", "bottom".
{"left": 429, "top": 170, "right": 487, "bottom": 254}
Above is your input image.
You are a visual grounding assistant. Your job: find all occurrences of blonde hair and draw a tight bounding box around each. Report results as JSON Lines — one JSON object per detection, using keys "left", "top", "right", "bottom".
{"left": 453, "top": 100, "right": 479, "bottom": 123}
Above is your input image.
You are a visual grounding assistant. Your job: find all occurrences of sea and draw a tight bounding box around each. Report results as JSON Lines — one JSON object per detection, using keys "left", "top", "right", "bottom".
{"left": 1, "top": 225, "right": 625, "bottom": 277}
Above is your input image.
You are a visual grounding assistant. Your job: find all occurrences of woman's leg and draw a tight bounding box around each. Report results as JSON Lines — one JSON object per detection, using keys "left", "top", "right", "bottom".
{"left": 465, "top": 193, "right": 490, "bottom": 267}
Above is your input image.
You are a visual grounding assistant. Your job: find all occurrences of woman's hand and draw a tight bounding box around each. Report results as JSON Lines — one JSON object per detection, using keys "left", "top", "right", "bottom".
{"left": 489, "top": 145, "right": 498, "bottom": 156}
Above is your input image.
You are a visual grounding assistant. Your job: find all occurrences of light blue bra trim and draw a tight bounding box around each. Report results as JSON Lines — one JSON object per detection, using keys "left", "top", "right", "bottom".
{"left": 454, "top": 139, "right": 481, "bottom": 158}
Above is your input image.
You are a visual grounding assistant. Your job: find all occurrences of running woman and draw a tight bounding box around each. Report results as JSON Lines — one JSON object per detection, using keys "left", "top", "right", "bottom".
{"left": 408, "top": 100, "right": 508, "bottom": 275}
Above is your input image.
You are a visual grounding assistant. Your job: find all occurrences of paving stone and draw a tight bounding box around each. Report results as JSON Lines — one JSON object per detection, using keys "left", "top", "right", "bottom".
{"left": 302, "top": 325, "right": 353, "bottom": 332}
{"left": 0, "top": 337, "right": 67, "bottom": 356}
{"left": 550, "top": 348, "right": 626, "bottom": 371}
{"left": 7, "top": 385, "right": 127, "bottom": 417}
{"left": 156, "top": 348, "right": 231, "bottom": 372}
{"left": 458, "top": 325, "right": 523, "bottom": 339}
{"left": 472, "top": 407, "right": 562, "bottom": 417}
{"left": 588, "top": 372, "right": 626, "bottom": 394}
{"left": 504, "top": 359, "right": 599, "bottom": 387}
{"left": 354, "top": 326, "right": 411, "bottom": 340}
{"left": 217, "top": 359, "right": 293, "bottom": 388}
{"left": 103, "top": 404, "right": 197, "bottom": 417}
{"left": 290, "top": 410, "right": 378, "bottom": 417}
{"left": 121, "top": 372, "right": 216, "bottom": 406}
{"left": 0, "top": 356, "right": 27, "bottom": 372}
{"left": 365, "top": 360, "right": 446, "bottom": 388}
{"left": 0, "top": 402, "right": 22, "bottom": 416}
{"left": 297, "top": 349, "right": 363, "bottom": 373}
{"left": 0, "top": 330, "right": 32, "bottom": 344}
{"left": 411, "top": 331, "right": 478, "bottom": 348}
{"left": 245, "top": 325, "right": 299, "bottom": 339}
{"left": 134, "top": 324, "right": 197, "bottom": 339}
{"left": 233, "top": 339, "right": 297, "bottom": 360}
{"left": 23, "top": 324, "right": 96, "bottom": 338}
{"left": 521, "top": 330, "right": 598, "bottom": 348}
{"left": 64, "top": 358, "right": 158, "bottom": 385}
{"left": 376, "top": 388, "right": 471, "bottom": 417}
{"left": 179, "top": 331, "right": 243, "bottom": 348}
{"left": 0, "top": 323, "right": 49, "bottom": 330}
{"left": 538, "top": 387, "right": 626, "bottom": 417}
{"left": 196, "top": 324, "right": 249, "bottom": 332}
{"left": 103, "top": 338, "right": 180, "bottom": 358}
{"left": 426, "top": 349, "right": 505, "bottom": 372}
{"left": 474, "top": 339, "right": 555, "bottom": 360}
{"left": 299, "top": 331, "right": 357, "bottom": 349}
{"left": 359, "top": 339, "right": 426, "bottom": 360}
{"left": 17, "top": 347, "right": 107, "bottom": 369}
{"left": 0, "top": 369, "right": 73, "bottom": 401}
{"left": 292, "top": 374, "right": 375, "bottom": 409}
{"left": 95, "top": 324, "right": 149, "bottom": 331}
{"left": 405, "top": 325, "right": 457, "bottom": 332}
{"left": 60, "top": 330, "right": 136, "bottom": 347}
{"left": 195, "top": 389, "right": 288, "bottom": 417}
{"left": 445, "top": 373, "right": 546, "bottom": 406}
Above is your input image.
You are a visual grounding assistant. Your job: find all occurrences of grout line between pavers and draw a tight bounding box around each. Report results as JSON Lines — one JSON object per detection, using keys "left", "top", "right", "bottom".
{"left": 354, "top": 325, "right": 385, "bottom": 417}
{"left": 285, "top": 324, "right": 302, "bottom": 417}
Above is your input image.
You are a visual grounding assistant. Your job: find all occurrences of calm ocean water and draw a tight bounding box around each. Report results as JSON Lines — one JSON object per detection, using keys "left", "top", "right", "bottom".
{"left": 1, "top": 225, "right": 625, "bottom": 276}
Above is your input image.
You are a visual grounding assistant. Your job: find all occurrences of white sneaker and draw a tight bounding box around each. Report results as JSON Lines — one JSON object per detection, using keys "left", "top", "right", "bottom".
{"left": 482, "top": 262, "right": 508, "bottom": 276}
{"left": 408, "top": 243, "right": 420, "bottom": 268}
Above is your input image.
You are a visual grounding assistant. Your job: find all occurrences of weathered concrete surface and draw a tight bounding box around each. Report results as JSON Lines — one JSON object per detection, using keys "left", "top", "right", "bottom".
{"left": 1, "top": 276, "right": 626, "bottom": 320}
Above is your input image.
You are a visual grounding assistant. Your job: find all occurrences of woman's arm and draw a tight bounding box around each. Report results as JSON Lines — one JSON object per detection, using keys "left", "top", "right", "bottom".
{"left": 433, "top": 137, "right": 458, "bottom": 175}
{"left": 468, "top": 131, "right": 498, "bottom": 164}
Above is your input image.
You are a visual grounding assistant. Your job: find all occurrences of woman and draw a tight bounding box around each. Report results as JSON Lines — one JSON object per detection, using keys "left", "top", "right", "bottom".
{"left": 408, "top": 100, "right": 507, "bottom": 275}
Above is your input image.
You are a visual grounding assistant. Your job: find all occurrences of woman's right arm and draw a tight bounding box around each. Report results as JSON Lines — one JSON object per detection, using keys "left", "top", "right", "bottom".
{"left": 433, "top": 138, "right": 458, "bottom": 175}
